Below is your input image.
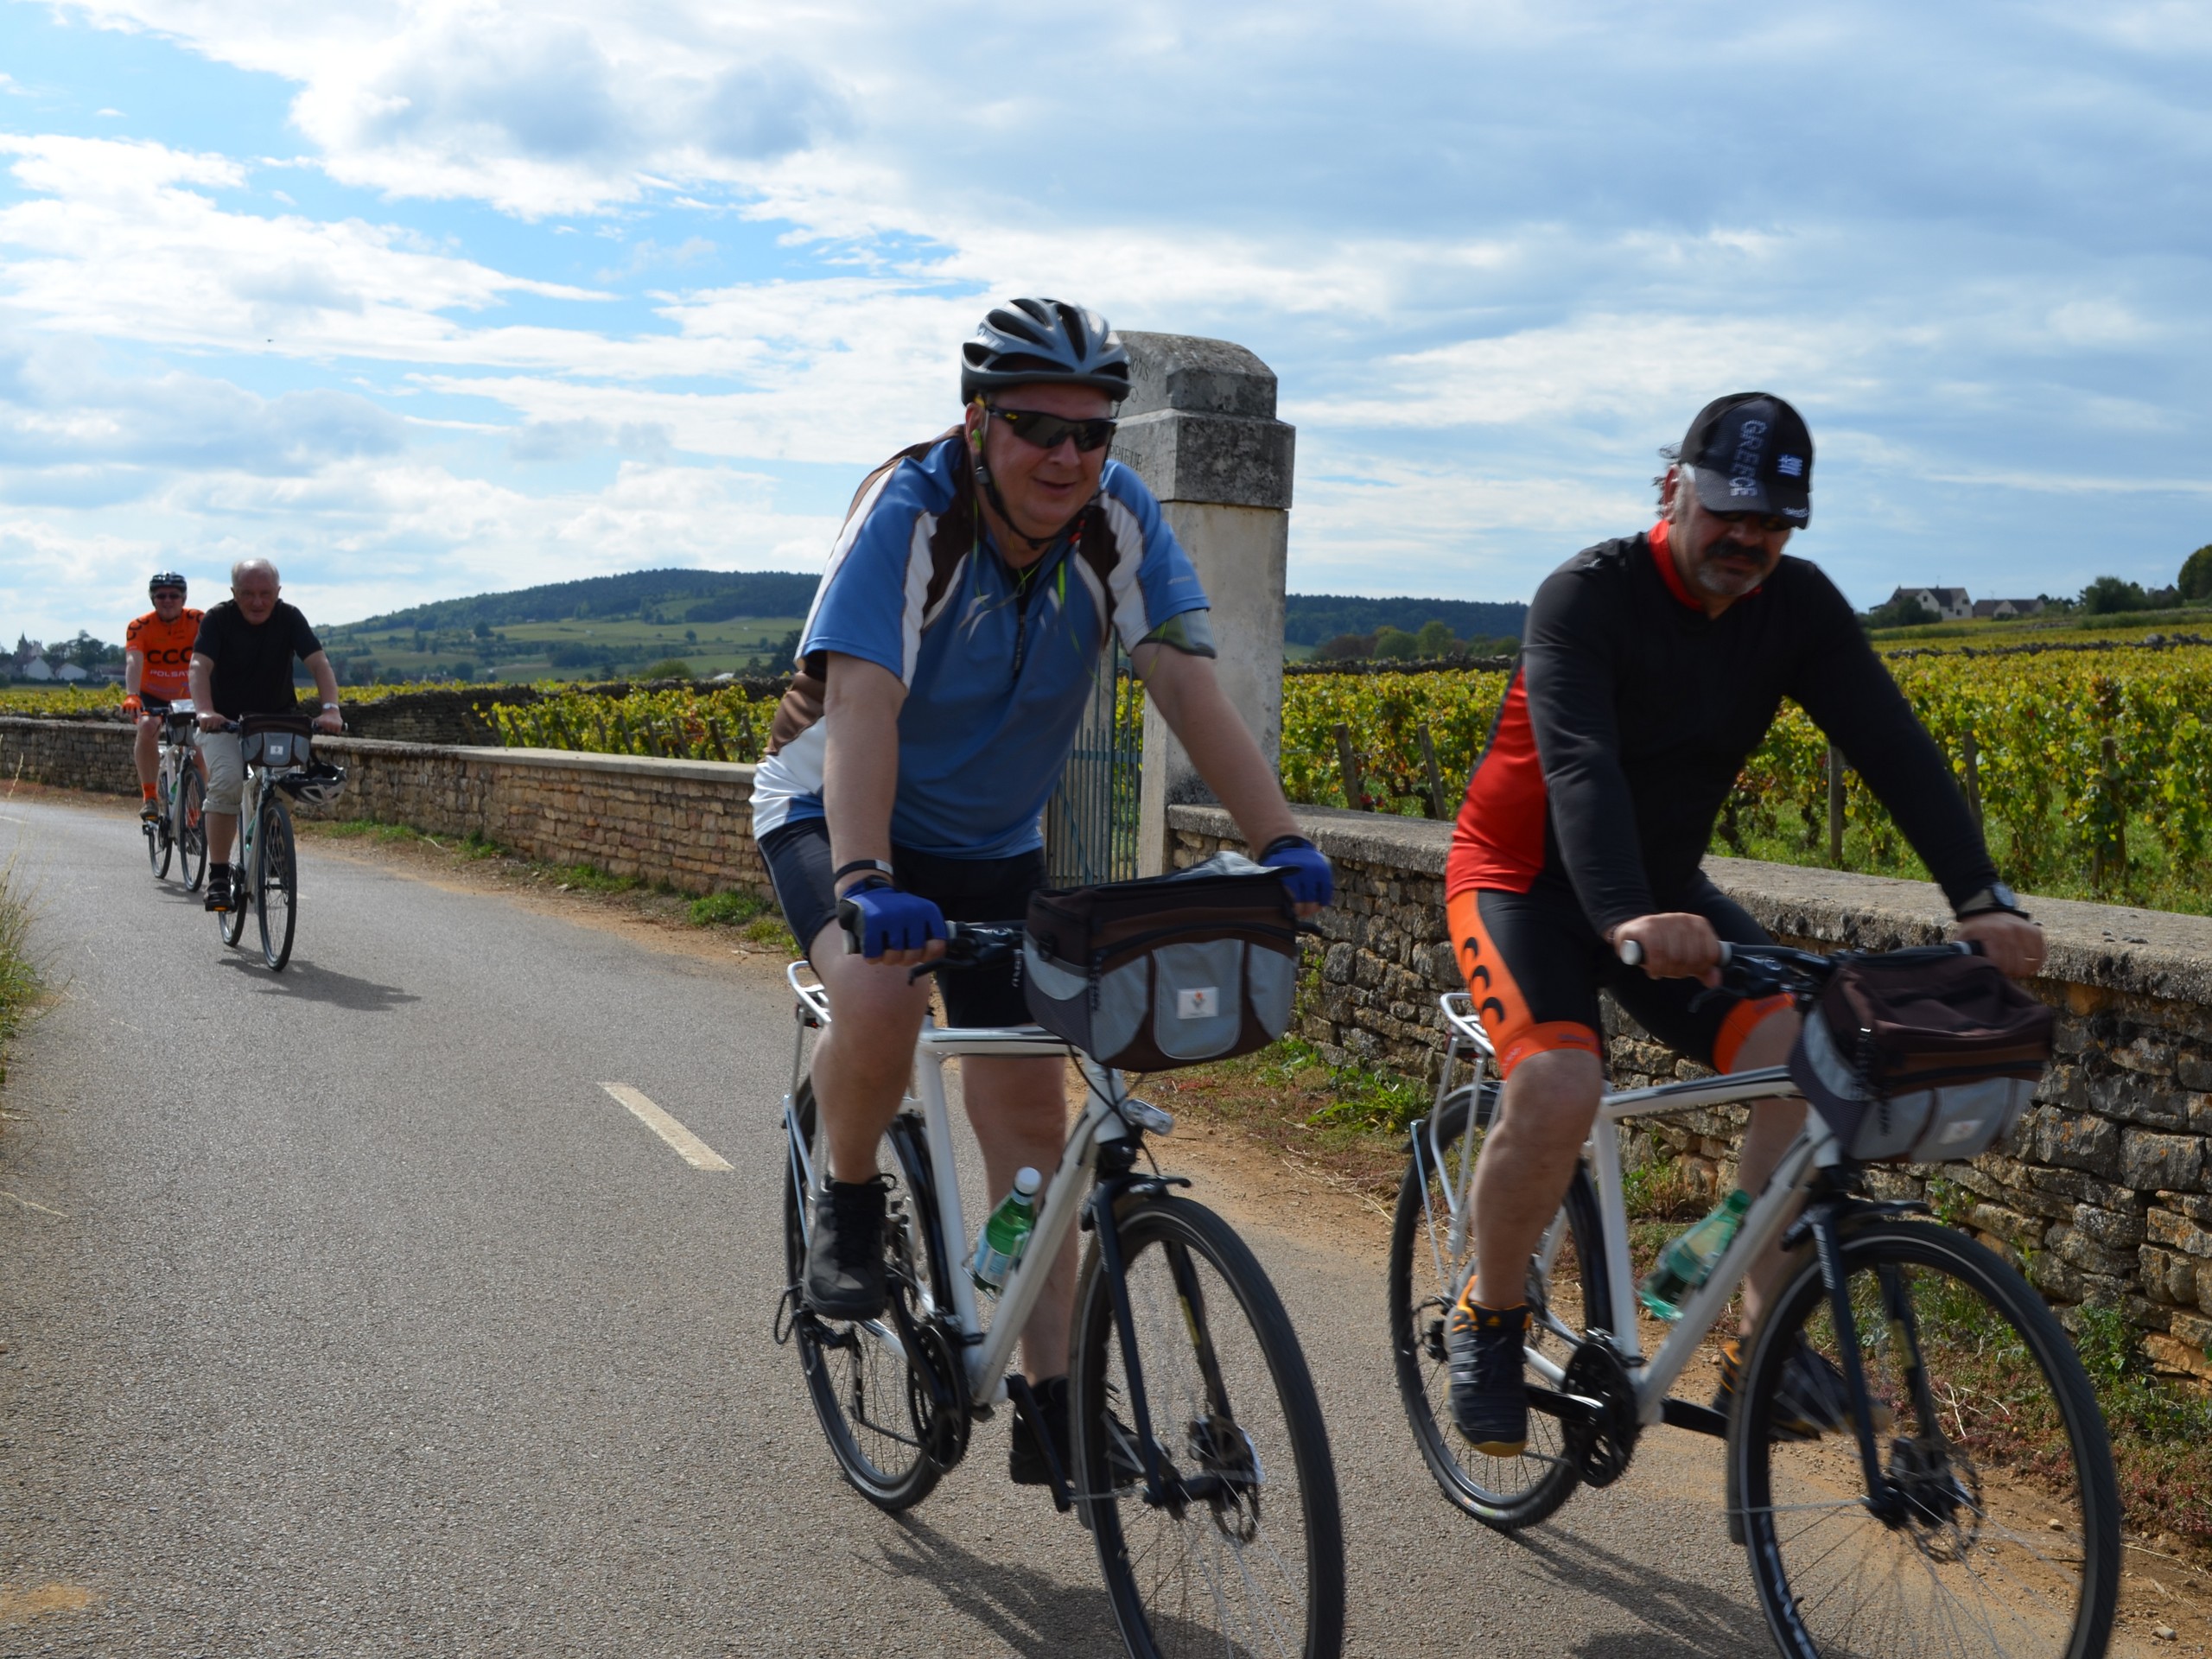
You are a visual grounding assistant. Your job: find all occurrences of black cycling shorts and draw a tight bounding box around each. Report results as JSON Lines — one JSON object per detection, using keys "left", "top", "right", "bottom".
{"left": 759, "top": 817, "right": 1043, "bottom": 1029}
{"left": 1448, "top": 875, "right": 1789, "bottom": 1077}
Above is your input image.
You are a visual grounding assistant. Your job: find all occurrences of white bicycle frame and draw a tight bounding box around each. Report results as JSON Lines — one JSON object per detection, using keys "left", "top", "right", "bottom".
{"left": 1424, "top": 991, "right": 1839, "bottom": 1427}
{"left": 784, "top": 962, "right": 1174, "bottom": 1411}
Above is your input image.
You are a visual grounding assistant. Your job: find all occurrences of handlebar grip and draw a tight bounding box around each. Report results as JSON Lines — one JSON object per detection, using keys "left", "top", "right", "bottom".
{"left": 1615, "top": 938, "right": 1732, "bottom": 970}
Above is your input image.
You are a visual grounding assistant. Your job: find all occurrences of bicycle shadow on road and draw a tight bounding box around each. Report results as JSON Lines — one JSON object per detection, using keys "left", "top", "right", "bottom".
{"left": 1507, "top": 1525, "right": 1769, "bottom": 1658}
{"left": 215, "top": 956, "right": 420, "bottom": 1013}
{"left": 868, "top": 1511, "right": 1132, "bottom": 1657}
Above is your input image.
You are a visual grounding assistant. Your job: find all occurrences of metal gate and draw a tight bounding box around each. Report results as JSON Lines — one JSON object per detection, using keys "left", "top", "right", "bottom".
{"left": 1043, "top": 643, "right": 1142, "bottom": 887}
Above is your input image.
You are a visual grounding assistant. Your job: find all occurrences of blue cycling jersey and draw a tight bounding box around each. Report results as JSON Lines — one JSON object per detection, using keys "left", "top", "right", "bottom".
{"left": 751, "top": 433, "right": 1209, "bottom": 859}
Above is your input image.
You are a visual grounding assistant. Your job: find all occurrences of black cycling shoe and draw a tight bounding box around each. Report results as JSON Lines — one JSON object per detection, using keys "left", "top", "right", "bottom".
{"left": 803, "top": 1176, "right": 889, "bottom": 1320}
{"left": 1446, "top": 1300, "right": 1530, "bottom": 1457}
{"left": 1009, "top": 1374, "right": 1072, "bottom": 1486}
{"left": 203, "top": 865, "right": 233, "bottom": 912}
{"left": 1714, "top": 1335, "right": 1893, "bottom": 1441}
{"left": 140, "top": 798, "right": 162, "bottom": 824}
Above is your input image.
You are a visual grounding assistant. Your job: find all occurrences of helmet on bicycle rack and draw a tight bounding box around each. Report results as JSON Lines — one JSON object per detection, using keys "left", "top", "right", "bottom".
{"left": 149, "top": 570, "right": 188, "bottom": 595}
{"left": 959, "top": 299, "right": 1131, "bottom": 404}
{"left": 277, "top": 761, "right": 346, "bottom": 808}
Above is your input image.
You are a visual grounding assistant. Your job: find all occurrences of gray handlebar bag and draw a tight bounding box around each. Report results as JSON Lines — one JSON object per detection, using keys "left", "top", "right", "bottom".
{"left": 1789, "top": 951, "right": 2054, "bottom": 1163}
{"left": 1023, "top": 854, "right": 1300, "bottom": 1072}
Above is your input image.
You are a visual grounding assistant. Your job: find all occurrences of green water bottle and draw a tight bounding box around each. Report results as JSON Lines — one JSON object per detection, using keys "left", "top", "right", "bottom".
{"left": 1638, "top": 1188, "right": 1752, "bottom": 1320}
{"left": 971, "top": 1166, "right": 1043, "bottom": 1293}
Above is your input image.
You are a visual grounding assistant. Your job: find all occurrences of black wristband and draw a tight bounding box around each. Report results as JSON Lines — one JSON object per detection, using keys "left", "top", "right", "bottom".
{"left": 832, "top": 857, "right": 895, "bottom": 885}
{"left": 1259, "top": 835, "right": 1315, "bottom": 861}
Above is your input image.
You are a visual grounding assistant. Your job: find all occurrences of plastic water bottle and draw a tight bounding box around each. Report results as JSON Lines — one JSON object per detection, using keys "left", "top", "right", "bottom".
{"left": 1638, "top": 1188, "right": 1753, "bottom": 1320}
{"left": 971, "top": 1166, "right": 1043, "bottom": 1293}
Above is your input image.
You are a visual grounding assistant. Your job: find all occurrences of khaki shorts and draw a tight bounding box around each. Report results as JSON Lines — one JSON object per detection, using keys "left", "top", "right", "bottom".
{"left": 200, "top": 729, "right": 245, "bottom": 813}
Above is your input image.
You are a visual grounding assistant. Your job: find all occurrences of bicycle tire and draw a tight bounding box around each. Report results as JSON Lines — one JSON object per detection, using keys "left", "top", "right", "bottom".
{"left": 177, "top": 766, "right": 207, "bottom": 893}
{"left": 780, "top": 1078, "right": 955, "bottom": 1512}
{"left": 257, "top": 792, "right": 297, "bottom": 970}
{"left": 217, "top": 824, "right": 248, "bottom": 948}
{"left": 1387, "top": 1083, "right": 1610, "bottom": 1530}
{"left": 1073, "top": 1193, "right": 1345, "bottom": 1659}
{"left": 1734, "top": 1217, "right": 2120, "bottom": 1659}
{"left": 147, "top": 769, "right": 172, "bottom": 880}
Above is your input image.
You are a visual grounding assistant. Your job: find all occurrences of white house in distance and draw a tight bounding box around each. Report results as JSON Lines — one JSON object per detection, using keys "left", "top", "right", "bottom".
{"left": 1891, "top": 586, "right": 1974, "bottom": 621}
{"left": 1972, "top": 597, "right": 2048, "bottom": 619}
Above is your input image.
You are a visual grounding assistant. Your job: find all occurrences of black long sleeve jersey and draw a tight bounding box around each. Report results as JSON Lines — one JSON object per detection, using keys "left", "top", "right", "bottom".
{"left": 1446, "top": 524, "right": 1998, "bottom": 935}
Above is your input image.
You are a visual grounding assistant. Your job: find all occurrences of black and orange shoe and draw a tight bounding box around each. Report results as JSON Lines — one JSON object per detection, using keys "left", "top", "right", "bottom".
{"left": 1446, "top": 1299, "right": 1530, "bottom": 1457}
{"left": 1713, "top": 1335, "right": 1891, "bottom": 1441}
{"left": 203, "top": 864, "right": 233, "bottom": 913}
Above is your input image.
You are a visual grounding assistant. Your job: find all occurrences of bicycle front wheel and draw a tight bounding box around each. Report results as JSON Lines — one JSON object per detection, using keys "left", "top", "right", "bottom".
{"left": 257, "top": 793, "right": 297, "bottom": 969}
{"left": 1387, "top": 1083, "right": 1609, "bottom": 1529}
{"left": 1073, "top": 1194, "right": 1344, "bottom": 1659}
{"left": 146, "top": 774, "right": 172, "bottom": 880}
{"left": 177, "top": 766, "right": 207, "bottom": 892}
{"left": 780, "top": 1079, "right": 955, "bottom": 1513}
{"left": 1735, "top": 1218, "right": 2120, "bottom": 1659}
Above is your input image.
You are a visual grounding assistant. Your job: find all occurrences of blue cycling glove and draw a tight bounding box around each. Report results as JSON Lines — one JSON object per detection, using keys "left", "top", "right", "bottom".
{"left": 836, "top": 878, "right": 948, "bottom": 958}
{"left": 1259, "top": 835, "right": 1333, "bottom": 908}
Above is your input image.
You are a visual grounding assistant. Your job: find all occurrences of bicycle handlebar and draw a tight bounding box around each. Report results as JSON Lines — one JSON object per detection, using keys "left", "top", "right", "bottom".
{"left": 1615, "top": 935, "right": 1978, "bottom": 1001}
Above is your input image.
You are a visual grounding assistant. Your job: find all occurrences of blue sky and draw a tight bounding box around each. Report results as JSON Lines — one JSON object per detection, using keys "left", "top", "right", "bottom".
{"left": 3, "top": 1, "right": 2209, "bottom": 641}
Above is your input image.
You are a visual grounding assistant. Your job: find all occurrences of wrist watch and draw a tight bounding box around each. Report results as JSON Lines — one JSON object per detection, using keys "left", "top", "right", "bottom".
{"left": 1956, "top": 881, "right": 2030, "bottom": 920}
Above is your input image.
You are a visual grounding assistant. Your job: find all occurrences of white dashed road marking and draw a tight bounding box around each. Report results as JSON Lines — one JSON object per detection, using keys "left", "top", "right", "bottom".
{"left": 598, "top": 1084, "right": 733, "bottom": 1172}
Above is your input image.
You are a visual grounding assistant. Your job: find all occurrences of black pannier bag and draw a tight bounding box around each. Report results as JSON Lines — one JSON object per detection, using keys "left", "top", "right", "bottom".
{"left": 1788, "top": 950, "right": 2056, "bottom": 1163}
{"left": 1023, "top": 853, "right": 1300, "bottom": 1071}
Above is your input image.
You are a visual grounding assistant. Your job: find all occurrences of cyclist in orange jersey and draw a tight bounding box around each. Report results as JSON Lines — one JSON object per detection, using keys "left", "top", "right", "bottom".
{"left": 124, "top": 572, "right": 206, "bottom": 823}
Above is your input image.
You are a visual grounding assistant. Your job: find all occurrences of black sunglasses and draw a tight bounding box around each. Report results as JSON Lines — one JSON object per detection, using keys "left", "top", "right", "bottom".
{"left": 987, "top": 407, "right": 1117, "bottom": 454}
{"left": 1707, "top": 509, "right": 1796, "bottom": 534}
{"left": 151, "top": 588, "right": 187, "bottom": 599}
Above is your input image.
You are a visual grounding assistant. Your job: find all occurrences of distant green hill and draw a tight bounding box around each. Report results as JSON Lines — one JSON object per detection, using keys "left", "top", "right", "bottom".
{"left": 341, "top": 571, "right": 1526, "bottom": 645}
{"left": 344, "top": 569, "right": 821, "bottom": 632}
{"left": 1282, "top": 594, "right": 1525, "bottom": 648}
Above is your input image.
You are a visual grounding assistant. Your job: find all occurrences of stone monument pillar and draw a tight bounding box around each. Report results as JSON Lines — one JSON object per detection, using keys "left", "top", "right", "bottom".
{"left": 1113, "top": 333, "right": 1294, "bottom": 875}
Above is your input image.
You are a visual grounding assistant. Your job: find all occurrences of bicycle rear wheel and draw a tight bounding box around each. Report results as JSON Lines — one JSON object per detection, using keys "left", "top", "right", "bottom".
{"left": 1735, "top": 1218, "right": 2120, "bottom": 1659}
{"left": 1073, "top": 1193, "right": 1344, "bottom": 1659}
{"left": 257, "top": 793, "right": 297, "bottom": 969}
{"left": 780, "top": 1079, "right": 958, "bottom": 1512}
{"left": 216, "top": 831, "right": 248, "bottom": 948}
{"left": 177, "top": 767, "right": 207, "bottom": 892}
{"left": 1387, "top": 1083, "right": 1610, "bottom": 1529}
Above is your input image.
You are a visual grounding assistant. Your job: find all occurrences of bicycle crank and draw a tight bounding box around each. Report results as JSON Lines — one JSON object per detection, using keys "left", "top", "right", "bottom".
{"left": 899, "top": 1312, "right": 971, "bottom": 1472}
{"left": 1551, "top": 1334, "right": 1641, "bottom": 1488}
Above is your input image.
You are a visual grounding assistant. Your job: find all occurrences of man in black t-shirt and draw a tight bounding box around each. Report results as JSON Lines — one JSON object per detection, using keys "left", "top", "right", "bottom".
{"left": 189, "top": 558, "right": 344, "bottom": 912}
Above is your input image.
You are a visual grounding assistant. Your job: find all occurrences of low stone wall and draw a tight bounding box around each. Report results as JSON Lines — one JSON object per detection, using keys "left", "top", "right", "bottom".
{"left": 1, "top": 715, "right": 137, "bottom": 794}
{"left": 0, "top": 716, "right": 768, "bottom": 900}
{"left": 1169, "top": 802, "right": 2212, "bottom": 1382}
{"left": 308, "top": 737, "right": 767, "bottom": 899}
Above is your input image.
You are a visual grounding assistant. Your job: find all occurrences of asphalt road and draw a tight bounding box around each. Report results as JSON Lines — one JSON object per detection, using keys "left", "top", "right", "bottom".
{"left": 0, "top": 791, "right": 1806, "bottom": 1656}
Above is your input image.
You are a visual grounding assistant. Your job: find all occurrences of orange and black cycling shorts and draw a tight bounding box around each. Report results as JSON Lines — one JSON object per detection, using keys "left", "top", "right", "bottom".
{"left": 1447, "top": 877, "right": 1791, "bottom": 1077}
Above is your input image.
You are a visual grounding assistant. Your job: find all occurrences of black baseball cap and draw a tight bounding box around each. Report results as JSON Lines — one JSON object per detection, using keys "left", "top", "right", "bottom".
{"left": 1681, "top": 392, "right": 1814, "bottom": 528}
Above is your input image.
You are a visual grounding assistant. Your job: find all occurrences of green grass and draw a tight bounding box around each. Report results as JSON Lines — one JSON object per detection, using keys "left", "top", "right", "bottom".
{"left": 318, "top": 818, "right": 427, "bottom": 844}
{"left": 688, "top": 889, "right": 770, "bottom": 927}
{"left": 0, "top": 855, "right": 38, "bottom": 1090}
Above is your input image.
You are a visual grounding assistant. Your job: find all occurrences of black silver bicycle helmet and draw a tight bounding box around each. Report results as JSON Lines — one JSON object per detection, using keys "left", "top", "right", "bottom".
{"left": 149, "top": 570, "right": 187, "bottom": 594}
{"left": 277, "top": 761, "right": 347, "bottom": 809}
{"left": 960, "top": 298, "right": 1130, "bottom": 404}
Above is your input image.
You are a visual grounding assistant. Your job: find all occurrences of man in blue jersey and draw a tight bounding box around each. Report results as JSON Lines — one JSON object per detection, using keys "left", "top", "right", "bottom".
{"left": 752, "top": 298, "right": 1332, "bottom": 1484}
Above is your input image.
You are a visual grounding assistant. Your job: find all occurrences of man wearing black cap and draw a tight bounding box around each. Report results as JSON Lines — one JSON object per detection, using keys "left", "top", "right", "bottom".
{"left": 1438, "top": 392, "right": 2045, "bottom": 1458}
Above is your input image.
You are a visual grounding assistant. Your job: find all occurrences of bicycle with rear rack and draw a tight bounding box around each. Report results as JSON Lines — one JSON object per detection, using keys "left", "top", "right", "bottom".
{"left": 207, "top": 712, "right": 345, "bottom": 972}
{"left": 1389, "top": 940, "right": 2120, "bottom": 1659}
{"left": 777, "top": 920, "right": 1345, "bottom": 1659}
{"left": 143, "top": 698, "right": 207, "bottom": 891}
